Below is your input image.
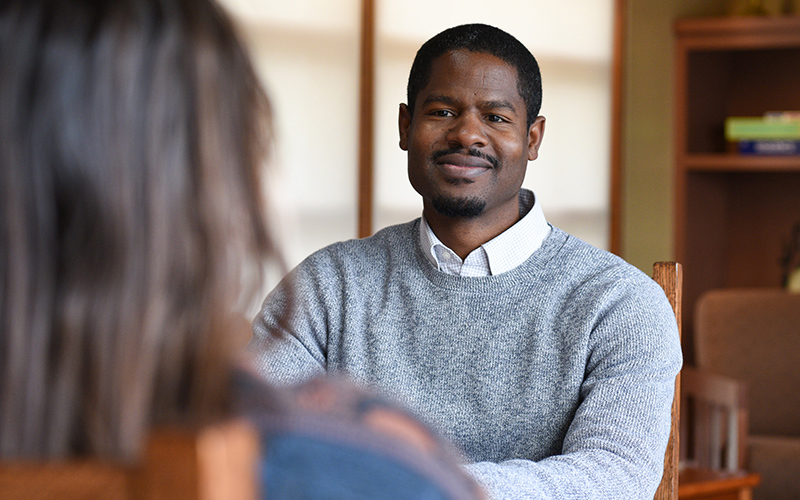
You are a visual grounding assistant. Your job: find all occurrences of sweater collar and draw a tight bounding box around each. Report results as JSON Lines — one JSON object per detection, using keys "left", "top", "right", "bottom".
{"left": 418, "top": 189, "right": 551, "bottom": 276}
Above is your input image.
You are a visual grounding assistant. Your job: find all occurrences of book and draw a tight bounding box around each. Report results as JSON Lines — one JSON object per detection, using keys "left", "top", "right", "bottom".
{"left": 725, "top": 116, "right": 800, "bottom": 141}
{"left": 765, "top": 111, "right": 800, "bottom": 120}
{"left": 737, "top": 140, "right": 800, "bottom": 155}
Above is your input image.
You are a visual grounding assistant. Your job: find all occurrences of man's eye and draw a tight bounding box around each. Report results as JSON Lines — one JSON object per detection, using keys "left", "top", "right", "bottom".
{"left": 487, "top": 114, "right": 506, "bottom": 123}
{"left": 430, "top": 109, "right": 454, "bottom": 117}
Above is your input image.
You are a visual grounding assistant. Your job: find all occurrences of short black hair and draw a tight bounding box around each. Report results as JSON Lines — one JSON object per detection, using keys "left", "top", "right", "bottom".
{"left": 406, "top": 24, "right": 542, "bottom": 128}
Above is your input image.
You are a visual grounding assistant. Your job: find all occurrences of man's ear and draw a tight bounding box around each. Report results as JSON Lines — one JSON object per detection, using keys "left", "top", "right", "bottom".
{"left": 527, "top": 116, "right": 546, "bottom": 161}
{"left": 398, "top": 103, "right": 411, "bottom": 151}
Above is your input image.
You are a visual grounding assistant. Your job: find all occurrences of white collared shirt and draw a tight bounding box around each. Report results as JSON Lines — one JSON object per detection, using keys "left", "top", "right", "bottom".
{"left": 419, "top": 189, "right": 551, "bottom": 277}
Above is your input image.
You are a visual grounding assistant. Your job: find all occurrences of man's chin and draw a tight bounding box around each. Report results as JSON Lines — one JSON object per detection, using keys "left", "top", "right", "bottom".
{"left": 431, "top": 195, "right": 486, "bottom": 219}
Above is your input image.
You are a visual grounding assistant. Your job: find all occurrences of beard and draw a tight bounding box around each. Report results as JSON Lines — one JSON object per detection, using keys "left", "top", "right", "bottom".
{"left": 431, "top": 195, "right": 486, "bottom": 218}
{"left": 425, "top": 147, "right": 496, "bottom": 218}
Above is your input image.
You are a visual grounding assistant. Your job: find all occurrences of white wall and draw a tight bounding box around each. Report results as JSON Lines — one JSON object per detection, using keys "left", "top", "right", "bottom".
{"left": 219, "top": 0, "right": 613, "bottom": 280}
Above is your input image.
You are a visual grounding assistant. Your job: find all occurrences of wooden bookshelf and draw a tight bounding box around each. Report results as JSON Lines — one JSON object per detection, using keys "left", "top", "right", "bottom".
{"left": 673, "top": 16, "right": 800, "bottom": 363}
{"left": 683, "top": 153, "right": 800, "bottom": 172}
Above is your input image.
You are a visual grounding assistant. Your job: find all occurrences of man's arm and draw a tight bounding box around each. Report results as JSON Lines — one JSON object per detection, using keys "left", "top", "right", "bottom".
{"left": 247, "top": 261, "right": 333, "bottom": 385}
{"left": 464, "top": 280, "right": 682, "bottom": 500}
{"left": 248, "top": 239, "right": 682, "bottom": 500}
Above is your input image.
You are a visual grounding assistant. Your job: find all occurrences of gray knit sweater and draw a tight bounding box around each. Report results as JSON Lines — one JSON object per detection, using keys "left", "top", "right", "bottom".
{"left": 248, "top": 221, "right": 682, "bottom": 500}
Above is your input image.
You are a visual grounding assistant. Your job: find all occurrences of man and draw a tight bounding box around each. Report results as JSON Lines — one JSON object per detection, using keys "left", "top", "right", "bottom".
{"left": 248, "top": 23, "right": 682, "bottom": 500}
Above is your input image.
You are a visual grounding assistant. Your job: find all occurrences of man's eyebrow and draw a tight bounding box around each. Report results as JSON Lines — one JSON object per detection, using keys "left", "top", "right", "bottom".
{"left": 421, "top": 94, "right": 458, "bottom": 106}
{"left": 421, "top": 94, "right": 520, "bottom": 114}
{"left": 480, "top": 100, "right": 519, "bottom": 113}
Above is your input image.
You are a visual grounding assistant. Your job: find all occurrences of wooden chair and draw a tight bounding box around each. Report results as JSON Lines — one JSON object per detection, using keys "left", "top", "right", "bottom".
{"left": 680, "top": 367, "right": 748, "bottom": 472}
{"left": 677, "top": 367, "right": 760, "bottom": 500}
{"left": 653, "top": 261, "right": 683, "bottom": 500}
{"left": 0, "top": 419, "right": 259, "bottom": 500}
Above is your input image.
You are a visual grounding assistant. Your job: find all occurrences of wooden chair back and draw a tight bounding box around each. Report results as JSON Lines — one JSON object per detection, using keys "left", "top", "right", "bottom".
{"left": 0, "top": 419, "right": 259, "bottom": 500}
{"left": 652, "top": 261, "right": 683, "bottom": 500}
{"left": 679, "top": 366, "right": 748, "bottom": 472}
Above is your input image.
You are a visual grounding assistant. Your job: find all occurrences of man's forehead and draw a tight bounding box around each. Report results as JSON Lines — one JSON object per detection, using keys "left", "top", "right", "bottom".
{"left": 422, "top": 50, "right": 522, "bottom": 101}
{"left": 431, "top": 49, "right": 512, "bottom": 70}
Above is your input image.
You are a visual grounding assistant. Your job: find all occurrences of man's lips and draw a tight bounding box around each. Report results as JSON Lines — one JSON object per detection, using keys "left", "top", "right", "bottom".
{"left": 435, "top": 153, "right": 493, "bottom": 179}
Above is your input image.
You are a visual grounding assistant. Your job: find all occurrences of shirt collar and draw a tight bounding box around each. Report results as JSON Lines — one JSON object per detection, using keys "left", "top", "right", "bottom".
{"left": 419, "top": 188, "right": 551, "bottom": 276}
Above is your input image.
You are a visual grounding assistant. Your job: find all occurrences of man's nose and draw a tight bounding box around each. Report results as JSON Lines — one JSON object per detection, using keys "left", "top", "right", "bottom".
{"left": 446, "top": 112, "right": 488, "bottom": 149}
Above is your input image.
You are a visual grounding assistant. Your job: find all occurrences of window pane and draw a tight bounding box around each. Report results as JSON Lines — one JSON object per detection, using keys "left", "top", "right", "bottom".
{"left": 221, "top": 0, "right": 362, "bottom": 271}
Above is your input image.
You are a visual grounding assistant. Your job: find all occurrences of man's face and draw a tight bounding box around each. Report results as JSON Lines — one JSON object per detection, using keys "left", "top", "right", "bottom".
{"left": 399, "top": 49, "right": 545, "bottom": 222}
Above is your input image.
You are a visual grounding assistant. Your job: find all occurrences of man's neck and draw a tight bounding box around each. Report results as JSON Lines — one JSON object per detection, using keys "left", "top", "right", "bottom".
{"left": 423, "top": 202, "right": 520, "bottom": 260}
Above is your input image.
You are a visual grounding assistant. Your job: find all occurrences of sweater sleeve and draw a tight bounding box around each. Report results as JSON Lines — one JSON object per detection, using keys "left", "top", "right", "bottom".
{"left": 247, "top": 252, "right": 338, "bottom": 385}
{"left": 463, "top": 277, "right": 682, "bottom": 500}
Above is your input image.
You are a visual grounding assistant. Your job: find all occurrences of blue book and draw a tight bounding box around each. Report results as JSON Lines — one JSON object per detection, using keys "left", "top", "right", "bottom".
{"left": 737, "top": 140, "right": 800, "bottom": 155}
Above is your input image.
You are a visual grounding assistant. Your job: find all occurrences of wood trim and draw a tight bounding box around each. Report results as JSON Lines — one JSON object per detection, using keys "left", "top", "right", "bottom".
{"left": 681, "top": 154, "right": 800, "bottom": 172}
{"left": 678, "top": 468, "right": 761, "bottom": 499}
{"left": 0, "top": 420, "right": 259, "bottom": 500}
{"left": 672, "top": 29, "right": 688, "bottom": 269}
{"left": 653, "top": 261, "right": 683, "bottom": 500}
{"left": 609, "top": 0, "right": 626, "bottom": 255}
{"left": 357, "top": 0, "right": 375, "bottom": 238}
{"left": 675, "top": 15, "right": 800, "bottom": 48}
{"left": 653, "top": 262, "right": 683, "bottom": 327}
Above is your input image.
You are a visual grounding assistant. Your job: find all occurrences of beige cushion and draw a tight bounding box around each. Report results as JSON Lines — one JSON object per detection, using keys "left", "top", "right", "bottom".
{"left": 749, "top": 435, "right": 800, "bottom": 500}
{"left": 695, "top": 289, "right": 800, "bottom": 436}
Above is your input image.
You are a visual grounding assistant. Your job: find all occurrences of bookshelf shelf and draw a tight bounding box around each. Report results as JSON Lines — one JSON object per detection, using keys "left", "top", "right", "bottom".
{"left": 683, "top": 153, "right": 800, "bottom": 172}
{"left": 675, "top": 15, "right": 800, "bottom": 48}
{"left": 673, "top": 16, "right": 800, "bottom": 363}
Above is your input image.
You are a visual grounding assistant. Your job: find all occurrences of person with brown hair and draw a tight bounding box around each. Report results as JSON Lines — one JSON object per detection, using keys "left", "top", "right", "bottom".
{"left": 0, "top": 1, "right": 482, "bottom": 498}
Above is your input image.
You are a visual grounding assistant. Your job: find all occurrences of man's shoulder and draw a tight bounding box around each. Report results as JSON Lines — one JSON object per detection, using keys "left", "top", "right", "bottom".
{"left": 547, "top": 228, "right": 679, "bottom": 348}
{"left": 546, "top": 227, "right": 658, "bottom": 291}
{"left": 323, "top": 219, "right": 416, "bottom": 252}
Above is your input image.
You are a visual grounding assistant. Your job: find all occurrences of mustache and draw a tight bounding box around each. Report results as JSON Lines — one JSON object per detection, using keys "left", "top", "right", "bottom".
{"left": 431, "top": 147, "right": 500, "bottom": 170}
